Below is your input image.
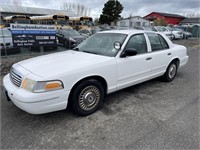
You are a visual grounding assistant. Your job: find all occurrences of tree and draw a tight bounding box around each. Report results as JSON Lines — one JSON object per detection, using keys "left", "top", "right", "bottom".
{"left": 99, "top": 0, "right": 123, "bottom": 25}
{"left": 154, "top": 18, "right": 167, "bottom": 26}
{"left": 61, "top": 2, "right": 91, "bottom": 16}
{"left": 94, "top": 18, "right": 99, "bottom": 25}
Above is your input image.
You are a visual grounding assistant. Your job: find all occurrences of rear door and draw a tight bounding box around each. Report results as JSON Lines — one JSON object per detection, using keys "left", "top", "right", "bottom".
{"left": 146, "top": 33, "right": 173, "bottom": 76}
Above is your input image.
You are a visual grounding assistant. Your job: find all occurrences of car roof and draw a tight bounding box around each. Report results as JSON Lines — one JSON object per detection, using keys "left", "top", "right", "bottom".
{"left": 100, "top": 29, "right": 156, "bottom": 35}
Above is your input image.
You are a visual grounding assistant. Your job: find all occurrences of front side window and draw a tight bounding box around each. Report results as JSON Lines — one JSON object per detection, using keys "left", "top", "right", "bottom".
{"left": 125, "top": 34, "right": 147, "bottom": 54}
{"left": 147, "top": 33, "right": 169, "bottom": 51}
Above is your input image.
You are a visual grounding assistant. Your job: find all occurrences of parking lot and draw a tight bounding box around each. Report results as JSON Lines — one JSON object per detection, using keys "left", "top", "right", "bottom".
{"left": 1, "top": 40, "right": 199, "bottom": 149}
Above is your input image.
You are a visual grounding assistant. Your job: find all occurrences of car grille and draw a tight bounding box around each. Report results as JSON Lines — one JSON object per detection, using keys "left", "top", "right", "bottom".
{"left": 10, "top": 68, "right": 23, "bottom": 87}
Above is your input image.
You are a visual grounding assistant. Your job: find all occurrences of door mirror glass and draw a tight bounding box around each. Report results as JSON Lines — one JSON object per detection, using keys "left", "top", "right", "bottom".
{"left": 114, "top": 41, "right": 121, "bottom": 50}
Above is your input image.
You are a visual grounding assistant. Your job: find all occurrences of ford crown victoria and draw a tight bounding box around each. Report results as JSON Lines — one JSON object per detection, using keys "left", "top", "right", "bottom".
{"left": 2, "top": 30, "right": 189, "bottom": 116}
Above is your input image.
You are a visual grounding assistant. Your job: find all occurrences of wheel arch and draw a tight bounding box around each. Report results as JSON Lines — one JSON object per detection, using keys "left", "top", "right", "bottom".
{"left": 170, "top": 58, "right": 180, "bottom": 68}
{"left": 67, "top": 75, "right": 108, "bottom": 108}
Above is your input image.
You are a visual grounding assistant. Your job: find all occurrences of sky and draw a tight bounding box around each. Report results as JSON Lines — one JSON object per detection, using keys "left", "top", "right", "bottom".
{"left": 1, "top": 0, "right": 200, "bottom": 18}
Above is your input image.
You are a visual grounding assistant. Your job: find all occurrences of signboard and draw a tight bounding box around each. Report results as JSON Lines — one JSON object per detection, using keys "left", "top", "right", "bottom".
{"left": 10, "top": 24, "right": 57, "bottom": 47}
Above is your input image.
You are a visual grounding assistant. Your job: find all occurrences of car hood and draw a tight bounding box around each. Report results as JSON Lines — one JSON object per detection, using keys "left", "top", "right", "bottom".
{"left": 72, "top": 35, "right": 85, "bottom": 39}
{"left": 17, "top": 50, "right": 112, "bottom": 78}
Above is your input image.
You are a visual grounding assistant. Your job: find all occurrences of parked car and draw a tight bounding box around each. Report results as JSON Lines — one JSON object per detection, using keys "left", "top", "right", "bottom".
{"left": 162, "top": 26, "right": 183, "bottom": 40}
{"left": 79, "top": 27, "right": 102, "bottom": 38}
{"left": 56, "top": 29, "right": 86, "bottom": 48}
{"left": 134, "top": 26, "right": 155, "bottom": 31}
{"left": 0, "top": 29, "right": 20, "bottom": 55}
{"left": 3, "top": 30, "right": 188, "bottom": 116}
{"left": 153, "top": 26, "right": 174, "bottom": 40}
{"left": 173, "top": 27, "right": 192, "bottom": 39}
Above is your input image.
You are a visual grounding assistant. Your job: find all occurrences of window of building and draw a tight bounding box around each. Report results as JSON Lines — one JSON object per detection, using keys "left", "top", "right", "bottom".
{"left": 120, "top": 21, "right": 126, "bottom": 27}
{"left": 135, "top": 22, "right": 141, "bottom": 27}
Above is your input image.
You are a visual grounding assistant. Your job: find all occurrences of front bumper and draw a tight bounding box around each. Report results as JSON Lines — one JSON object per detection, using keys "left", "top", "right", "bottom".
{"left": 180, "top": 56, "right": 189, "bottom": 68}
{"left": 165, "top": 34, "right": 174, "bottom": 40}
{"left": 3, "top": 74, "right": 70, "bottom": 114}
{"left": 174, "top": 34, "right": 183, "bottom": 39}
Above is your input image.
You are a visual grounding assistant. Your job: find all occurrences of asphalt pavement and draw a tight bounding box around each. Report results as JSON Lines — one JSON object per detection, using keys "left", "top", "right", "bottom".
{"left": 0, "top": 48, "right": 199, "bottom": 149}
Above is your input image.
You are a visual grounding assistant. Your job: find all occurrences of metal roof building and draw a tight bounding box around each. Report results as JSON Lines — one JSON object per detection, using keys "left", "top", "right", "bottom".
{"left": 180, "top": 18, "right": 200, "bottom": 25}
{"left": 144, "top": 12, "right": 185, "bottom": 25}
{"left": 0, "top": 5, "right": 75, "bottom": 17}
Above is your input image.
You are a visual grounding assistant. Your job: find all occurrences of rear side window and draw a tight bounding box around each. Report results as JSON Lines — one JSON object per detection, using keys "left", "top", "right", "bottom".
{"left": 147, "top": 33, "right": 169, "bottom": 51}
{"left": 158, "top": 35, "right": 169, "bottom": 49}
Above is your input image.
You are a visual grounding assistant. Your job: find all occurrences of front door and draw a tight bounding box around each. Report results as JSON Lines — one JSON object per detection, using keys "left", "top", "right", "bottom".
{"left": 117, "top": 34, "right": 152, "bottom": 90}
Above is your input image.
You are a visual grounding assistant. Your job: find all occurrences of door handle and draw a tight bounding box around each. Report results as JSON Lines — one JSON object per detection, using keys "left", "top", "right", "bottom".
{"left": 168, "top": 53, "right": 171, "bottom": 56}
{"left": 146, "top": 57, "right": 152, "bottom": 60}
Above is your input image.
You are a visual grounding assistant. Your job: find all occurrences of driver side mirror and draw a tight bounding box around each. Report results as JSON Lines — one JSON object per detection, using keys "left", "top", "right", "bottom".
{"left": 121, "top": 48, "right": 137, "bottom": 57}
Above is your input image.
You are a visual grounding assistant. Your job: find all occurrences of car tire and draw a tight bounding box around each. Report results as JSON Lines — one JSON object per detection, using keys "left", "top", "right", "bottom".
{"left": 163, "top": 61, "right": 178, "bottom": 82}
{"left": 172, "top": 34, "right": 175, "bottom": 40}
{"left": 64, "top": 40, "right": 70, "bottom": 49}
{"left": 71, "top": 79, "right": 105, "bottom": 116}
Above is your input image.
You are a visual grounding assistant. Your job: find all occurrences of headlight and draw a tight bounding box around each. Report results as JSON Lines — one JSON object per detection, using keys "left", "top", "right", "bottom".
{"left": 22, "top": 78, "right": 64, "bottom": 93}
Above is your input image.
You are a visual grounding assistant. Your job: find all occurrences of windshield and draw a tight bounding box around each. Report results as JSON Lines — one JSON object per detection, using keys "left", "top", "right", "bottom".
{"left": 166, "top": 27, "right": 173, "bottom": 31}
{"left": 12, "top": 19, "right": 31, "bottom": 24}
{"left": 0, "top": 30, "right": 11, "bottom": 37}
{"left": 62, "top": 29, "right": 80, "bottom": 36}
{"left": 155, "top": 26, "right": 165, "bottom": 32}
{"left": 56, "top": 20, "right": 69, "bottom": 25}
{"left": 173, "top": 28, "right": 183, "bottom": 31}
{"left": 76, "top": 33, "right": 127, "bottom": 57}
{"left": 80, "top": 20, "right": 94, "bottom": 26}
{"left": 143, "top": 27, "right": 154, "bottom": 31}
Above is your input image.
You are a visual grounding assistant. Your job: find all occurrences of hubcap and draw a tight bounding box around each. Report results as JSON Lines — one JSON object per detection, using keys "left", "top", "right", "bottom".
{"left": 169, "top": 64, "right": 176, "bottom": 79}
{"left": 79, "top": 85, "right": 100, "bottom": 111}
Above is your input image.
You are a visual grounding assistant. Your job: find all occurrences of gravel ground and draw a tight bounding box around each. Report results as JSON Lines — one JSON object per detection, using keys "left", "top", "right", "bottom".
{"left": 172, "top": 38, "right": 200, "bottom": 49}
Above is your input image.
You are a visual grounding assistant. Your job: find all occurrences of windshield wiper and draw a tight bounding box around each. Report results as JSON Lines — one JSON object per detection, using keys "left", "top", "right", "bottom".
{"left": 82, "top": 50, "right": 98, "bottom": 55}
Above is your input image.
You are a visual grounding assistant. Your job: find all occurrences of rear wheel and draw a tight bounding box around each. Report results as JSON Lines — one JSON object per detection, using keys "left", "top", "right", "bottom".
{"left": 71, "top": 79, "right": 104, "bottom": 116}
{"left": 163, "top": 61, "right": 177, "bottom": 82}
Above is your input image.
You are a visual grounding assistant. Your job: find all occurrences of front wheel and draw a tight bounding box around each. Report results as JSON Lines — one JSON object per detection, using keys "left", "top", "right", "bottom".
{"left": 64, "top": 40, "right": 70, "bottom": 49}
{"left": 163, "top": 62, "right": 177, "bottom": 82}
{"left": 71, "top": 79, "right": 105, "bottom": 116}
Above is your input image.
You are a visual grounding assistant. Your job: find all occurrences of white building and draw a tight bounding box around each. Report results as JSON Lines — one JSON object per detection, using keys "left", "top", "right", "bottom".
{"left": 117, "top": 16, "right": 150, "bottom": 29}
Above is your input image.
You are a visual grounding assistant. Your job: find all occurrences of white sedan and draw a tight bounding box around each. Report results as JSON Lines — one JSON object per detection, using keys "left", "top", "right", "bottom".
{"left": 2, "top": 30, "right": 189, "bottom": 116}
